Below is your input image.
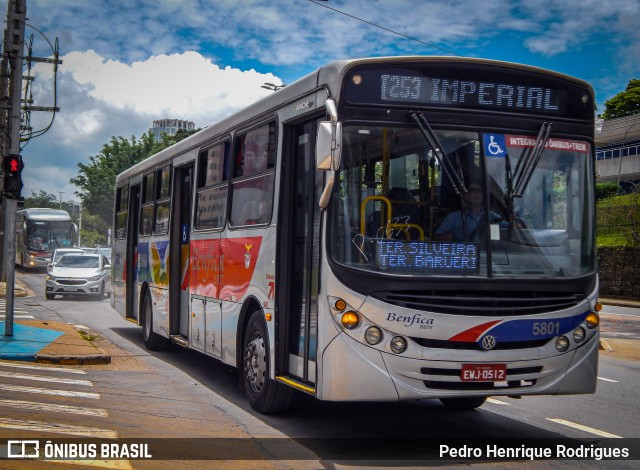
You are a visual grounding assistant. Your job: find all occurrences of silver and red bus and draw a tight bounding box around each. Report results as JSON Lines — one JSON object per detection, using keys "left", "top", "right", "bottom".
{"left": 16, "top": 208, "right": 78, "bottom": 269}
{"left": 112, "top": 56, "right": 600, "bottom": 413}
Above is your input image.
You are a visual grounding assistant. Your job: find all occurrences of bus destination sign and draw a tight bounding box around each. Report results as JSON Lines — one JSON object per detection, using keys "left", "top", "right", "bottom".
{"left": 379, "top": 74, "right": 567, "bottom": 114}
{"left": 374, "top": 240, "right": 479, "bottom": 274}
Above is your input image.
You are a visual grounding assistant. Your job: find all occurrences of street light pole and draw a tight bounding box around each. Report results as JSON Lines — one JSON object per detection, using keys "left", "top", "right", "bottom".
{"left": 58, "top": 191, "right": 64, "bottom": 209}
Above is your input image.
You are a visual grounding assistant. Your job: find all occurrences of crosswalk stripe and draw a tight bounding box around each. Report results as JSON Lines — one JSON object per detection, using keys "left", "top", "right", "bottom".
{"left": 0, "top": 383, "right": 99, "bottom": 399}
{"left": 0, "top": 398, "right": 108, "bottom": 417}
{"left": 0, "top": 417, "right": 118, "bottom": 438}
{"left": 0, "top": 360, "right": 87, "bottom": 374}
{"left": 0, "top": 371, "right": 93, "bottom": 387}
{"left": 0, "top": 315, "right": 36, "bottom": 319}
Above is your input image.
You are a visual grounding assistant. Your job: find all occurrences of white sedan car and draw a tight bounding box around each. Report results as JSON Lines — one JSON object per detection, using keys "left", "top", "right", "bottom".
{"left": 45, "top": 253, "right": 111, "bottom": 300}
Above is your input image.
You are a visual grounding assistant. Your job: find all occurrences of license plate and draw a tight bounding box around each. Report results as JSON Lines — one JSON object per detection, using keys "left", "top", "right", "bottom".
{"left": 63, "top": 287, "right": 77, "bottom": 292}
{"left": 461, "top": 364, "right": 507, "bottom": 382}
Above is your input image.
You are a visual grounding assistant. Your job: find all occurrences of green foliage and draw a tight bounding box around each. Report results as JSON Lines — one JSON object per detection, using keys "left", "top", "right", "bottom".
{"left": 596, "top": 192, "right": 640, "bottom": 247}
{"left": 601, "top": 79, "right": 640, "bottom": 120}
{"left": 70, "top": 128, "right": 200, "bottom": 231}
{"left": 595, "top": 182, "right": 619, "bottom": 200}
{"left": 23, "top": 190, "right": 59, "bottom": 209}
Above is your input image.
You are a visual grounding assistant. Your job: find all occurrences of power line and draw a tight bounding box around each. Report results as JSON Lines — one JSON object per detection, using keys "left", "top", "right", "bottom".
{"left": 308, "top": 0, "right": 462, "bottom": 57}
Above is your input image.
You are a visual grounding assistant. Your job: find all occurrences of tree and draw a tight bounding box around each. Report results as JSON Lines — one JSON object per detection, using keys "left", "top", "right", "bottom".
{"left": 602, "top": 79, "right": 640, "bottom": 120}
{"left": 70, "top": 128, "right": 199, "bottom": 229}
{"left": 23, "top": 190, "right": 59, "bottom": 209}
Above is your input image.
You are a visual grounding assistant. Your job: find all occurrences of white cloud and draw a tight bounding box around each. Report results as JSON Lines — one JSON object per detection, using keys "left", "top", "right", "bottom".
{"left": 21, "top": 50, "right": 281, "bottom": 198}
{"left": 60, "top": 50, "right": 279, "bottom": 126}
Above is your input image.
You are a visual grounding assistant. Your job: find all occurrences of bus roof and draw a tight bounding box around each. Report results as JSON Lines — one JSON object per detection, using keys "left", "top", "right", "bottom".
{"left": 116, "top": 56, "right": 593, "bottom": 184}
{"left": 17, "top": 208, "right": 72, "bottom": 221}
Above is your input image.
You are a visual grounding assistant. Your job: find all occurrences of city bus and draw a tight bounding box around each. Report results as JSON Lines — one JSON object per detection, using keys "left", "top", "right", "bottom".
{"left": 112, "top": 56, "right": 600, "bottom": 413}
{"left": 15, "top": 208, "right": 78, "bottom": 269}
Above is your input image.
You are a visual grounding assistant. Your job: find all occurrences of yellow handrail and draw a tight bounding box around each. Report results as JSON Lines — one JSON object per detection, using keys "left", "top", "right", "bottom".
{"left": 360, "top": 195, "right": 424, "bottom": 240}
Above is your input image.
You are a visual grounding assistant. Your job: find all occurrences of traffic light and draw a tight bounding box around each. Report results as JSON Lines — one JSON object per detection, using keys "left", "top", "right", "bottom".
{"left": 3, "top": 154, "right": 24, "bottom": 199}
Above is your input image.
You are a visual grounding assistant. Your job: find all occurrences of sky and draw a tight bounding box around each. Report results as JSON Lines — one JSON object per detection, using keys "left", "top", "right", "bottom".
{"left": 2, "top": 0, "right": 639, "bottom": 202}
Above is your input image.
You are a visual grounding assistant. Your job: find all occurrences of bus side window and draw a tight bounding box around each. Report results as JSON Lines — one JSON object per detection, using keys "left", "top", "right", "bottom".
{"left": 230, "top": 122, "right": 276, "bottom": 227}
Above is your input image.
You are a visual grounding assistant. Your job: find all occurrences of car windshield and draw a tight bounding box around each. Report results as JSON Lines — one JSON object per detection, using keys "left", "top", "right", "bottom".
{"left": 53, "top": 250, "right": 83, "bottom": 263}
{"left": 56, "top": 255, "right": 100, "bottom": 268}
{"left": 328, "top": 124, "right": 595, "bottom": 279}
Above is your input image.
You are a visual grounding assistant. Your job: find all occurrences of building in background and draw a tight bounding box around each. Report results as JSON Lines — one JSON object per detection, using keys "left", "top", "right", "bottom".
{"left": 151, "top": 119, "right": 195, "bottom": 142}
{"left": 595, "top": 113, "right": 640, "bottom": 192}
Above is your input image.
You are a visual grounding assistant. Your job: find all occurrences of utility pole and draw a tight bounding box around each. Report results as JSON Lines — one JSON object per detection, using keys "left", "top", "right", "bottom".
{"left": 1, "top": 0, "right": 26, "bottom": 336}
{"left": 1, "top": 0, "right": 61, "bottom": 336}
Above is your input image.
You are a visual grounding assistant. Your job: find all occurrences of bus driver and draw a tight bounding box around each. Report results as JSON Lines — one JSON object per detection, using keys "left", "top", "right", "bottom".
{"left": 435, "top": 182, "right": 500, "bottom": 242}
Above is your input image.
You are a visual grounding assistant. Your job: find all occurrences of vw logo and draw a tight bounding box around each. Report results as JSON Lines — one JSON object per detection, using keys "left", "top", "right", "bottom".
{"left": 481, "top": 335, "right": 497, "bottom": 350}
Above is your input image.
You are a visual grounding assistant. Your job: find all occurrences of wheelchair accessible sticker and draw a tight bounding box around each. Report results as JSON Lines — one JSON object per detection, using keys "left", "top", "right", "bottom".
{"left": 484, "top": 133, "right": 506, "bottom": 157}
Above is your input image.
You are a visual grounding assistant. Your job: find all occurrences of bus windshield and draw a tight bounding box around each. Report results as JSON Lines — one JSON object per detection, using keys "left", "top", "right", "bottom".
{"left": 328, "top": 124, "right": 595, "bottom": 278}
{"left": 26, "top": 221, "right": 74, "bottom": 251}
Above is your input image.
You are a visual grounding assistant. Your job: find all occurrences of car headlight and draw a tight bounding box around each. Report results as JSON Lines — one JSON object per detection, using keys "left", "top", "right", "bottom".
{"left": 46, "top": 275, "right": 56, "bottom": 281}
{"left": 89, "top": 275, "right": 102, "bottom": 281}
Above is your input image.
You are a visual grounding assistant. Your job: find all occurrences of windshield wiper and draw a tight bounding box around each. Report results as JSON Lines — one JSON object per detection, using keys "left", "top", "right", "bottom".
{"left": 512, "top": 122, "right": 553, "bottom": 197}
{"left": 410, "top": 111, "right": 467, "bottom": 196}
{"left": 503, "top": 122, "right": 553, "bottom": 238}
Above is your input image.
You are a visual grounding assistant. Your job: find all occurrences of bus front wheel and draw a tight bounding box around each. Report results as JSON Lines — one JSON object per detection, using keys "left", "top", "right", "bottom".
{"left": 439, "top": 396, "right": 487, "bottom": 410}
{"left": 242, "top": 311, "right": 292, "bottom": 414}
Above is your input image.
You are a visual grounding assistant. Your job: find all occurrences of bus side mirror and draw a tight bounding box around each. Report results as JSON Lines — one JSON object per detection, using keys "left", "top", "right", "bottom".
{"left": 316, "top": 121, "right": 342, "bottom": 171}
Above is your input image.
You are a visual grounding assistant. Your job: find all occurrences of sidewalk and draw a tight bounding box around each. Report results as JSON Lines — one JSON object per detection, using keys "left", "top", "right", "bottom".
{"left": 1, "top": 280, "right": 111, "bottom": 365}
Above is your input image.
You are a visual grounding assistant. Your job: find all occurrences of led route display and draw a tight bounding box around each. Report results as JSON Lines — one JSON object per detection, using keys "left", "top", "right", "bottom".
{"left": 380, "top": 74, "right": 566, "bottom": 114}
{"left": 374, "top": 240, "right": 479, "bottom": 274}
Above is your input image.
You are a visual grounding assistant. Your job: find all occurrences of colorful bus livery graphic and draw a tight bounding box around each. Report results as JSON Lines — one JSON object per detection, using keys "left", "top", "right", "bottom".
{"left": 189, "top": 237, "right": 263, "bottom": 301}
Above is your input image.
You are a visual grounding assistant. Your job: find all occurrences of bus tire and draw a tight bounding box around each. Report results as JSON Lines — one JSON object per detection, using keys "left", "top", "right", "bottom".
{"left": 142, "top": 291, "right": 168, "bottom": 351}
{"left": 243, "top": 311, "right": 292, "bottom": 414}
{"left": 439, "top": 396, "right": 487, "bottom": 410}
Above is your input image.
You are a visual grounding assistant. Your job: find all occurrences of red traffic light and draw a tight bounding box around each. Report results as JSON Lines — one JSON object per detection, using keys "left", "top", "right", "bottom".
{"left": 8, "top": 156, "right": 20, "bottom": 174}
{"left": 3, "top": 155, "right": 22, "bottom": 175}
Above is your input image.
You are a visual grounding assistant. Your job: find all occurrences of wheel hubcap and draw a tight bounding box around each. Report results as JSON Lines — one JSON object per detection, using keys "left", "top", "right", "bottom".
{"left": 245, "top": 332, "right": 266, "bottom": 392}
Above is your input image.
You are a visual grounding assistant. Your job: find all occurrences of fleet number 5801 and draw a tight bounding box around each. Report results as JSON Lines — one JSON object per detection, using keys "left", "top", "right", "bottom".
{"left": 532, "top": 321, "right": 560, "bottom": 336}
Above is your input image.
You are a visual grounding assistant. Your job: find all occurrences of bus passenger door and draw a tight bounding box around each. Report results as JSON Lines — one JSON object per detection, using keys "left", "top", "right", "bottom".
{"left": 277, "top": 118, "right": 323, "bottom": 386}
{"left": 169, "top": 164, "right": 193, "bottom": 340}
{"left": 126, "top": 184, "right": 141, "bottom": 320}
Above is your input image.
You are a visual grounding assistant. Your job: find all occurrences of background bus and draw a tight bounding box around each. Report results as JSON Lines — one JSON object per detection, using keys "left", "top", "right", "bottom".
{"left": 15, "top": 208, "right": 78, "bottom": 269}
{"left": 113, "top": 56, "right": 600, "bottom": 414}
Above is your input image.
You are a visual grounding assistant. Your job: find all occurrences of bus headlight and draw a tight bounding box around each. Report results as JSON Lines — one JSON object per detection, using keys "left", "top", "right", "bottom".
{"left": 341, "top": 311, "right": 360, "bottom": 330}
{"left": 364, "top": 326, "right": 383, "bottom": 345}
{"left": 555, "top": 336, "right": 570, "bottom": 352}
{"left": 586, "top": 312, "right": 599, "bottom": 329}
{"left": 390, "top": 336, "right": 407, "bottom": 354}
{"left": 573, "top": 327, "right": 586, "bottom": 344}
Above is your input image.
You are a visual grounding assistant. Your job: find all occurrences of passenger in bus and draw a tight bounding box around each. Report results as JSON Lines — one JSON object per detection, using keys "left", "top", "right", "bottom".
{"left": 435, "top": 182, "right": 500, "bottom": 242}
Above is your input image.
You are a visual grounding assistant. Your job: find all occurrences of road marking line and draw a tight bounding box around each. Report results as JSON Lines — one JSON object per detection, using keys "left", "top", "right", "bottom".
{"left": 0, "top": 315, "right": 35, "bottom": 319}
{"left": 0, "top": 383, "right": 99, "bottom": 399}
{"left": 600, "top": 312, "right": 638, "bottom": 318}
{"left": 486, "top": 398, "right": 511, "bottom": 405}
{"left": 546, "top": 418, "right": 622, "bottom": 438}
{"left": 597, "top": 376, "right": 619, "bottom": 383}
{"left": 0, "top": 417, "right": 117, "bottom": 438}
{"left": 0, "top": 360, "right": 87, "bottom": 374}
{"left": 0, "top": 399, "right": 108, "bottom": 417}
{"left": 0, "top": 371, "right": 93, "bottom": 386}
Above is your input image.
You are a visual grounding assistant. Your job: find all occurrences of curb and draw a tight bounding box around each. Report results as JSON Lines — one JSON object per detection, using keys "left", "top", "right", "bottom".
{"left": 34, "top": 350, "right": 112, "bottom": 365}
